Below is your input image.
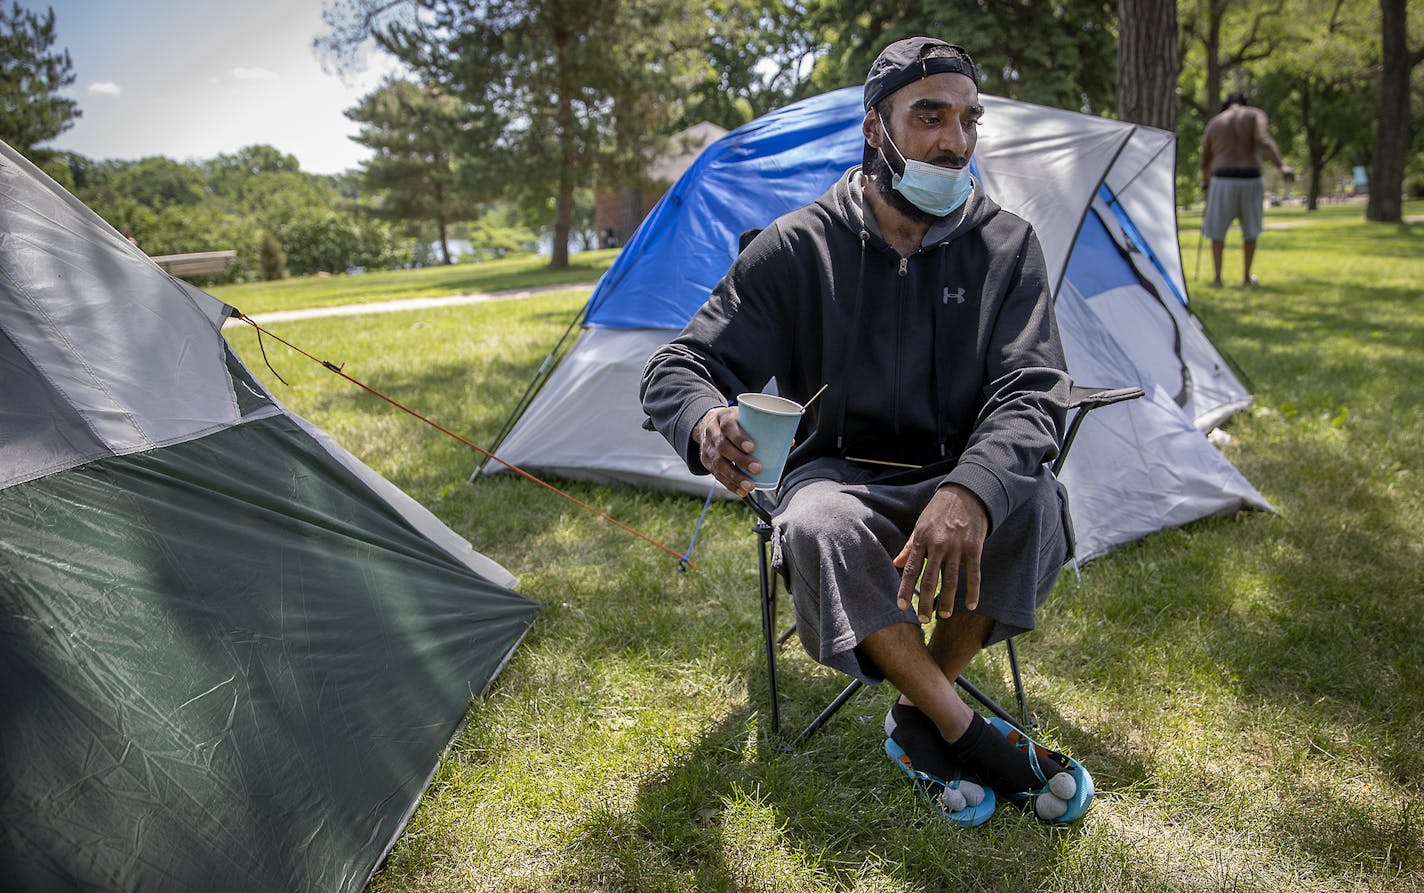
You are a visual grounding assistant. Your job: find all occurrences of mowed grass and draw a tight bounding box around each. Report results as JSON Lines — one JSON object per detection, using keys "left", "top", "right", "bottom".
{"left": 208, "top": 248, "right": 617, "bottom": 316}
{"left": 224, "top": 199, "right": 1423, "bottom": 892}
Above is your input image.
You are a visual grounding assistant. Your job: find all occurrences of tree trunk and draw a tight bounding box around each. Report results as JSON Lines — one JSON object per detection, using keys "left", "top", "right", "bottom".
{"left": 1203, "top": 0, "right": 1224, "bottom": 115}
{"left": 1117, "top": 0, "right": 1178, "bottom": 130}
{"left": 549, "top": 27, "right": 574, "bottom": 270}
{"left": 551, "top": 137, "right": 574, "bottom": 270}
{"left": 620, "top": 187, "right": 642, "bottom": 244}
{"left": 1367, "top": 0, "right": 1411, "bottom": 222}
{"left": 1302, "top": 83, "right": 1321, "bottom": 211}
{"left": 434, "top": 178, "right": 452, "bottom": 265}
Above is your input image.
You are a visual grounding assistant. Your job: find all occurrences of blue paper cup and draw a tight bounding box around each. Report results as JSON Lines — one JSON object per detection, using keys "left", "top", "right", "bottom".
{"left": 735, "top": 392, "right": 804, "bottom": 490}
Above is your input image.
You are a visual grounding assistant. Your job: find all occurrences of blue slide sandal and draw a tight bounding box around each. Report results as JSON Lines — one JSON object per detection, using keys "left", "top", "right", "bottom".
{"left": 986, "top": 717, "right": 1094, "bottom": 825}
{"left": 884, "top": 737, "right": 997, "bottom": 828}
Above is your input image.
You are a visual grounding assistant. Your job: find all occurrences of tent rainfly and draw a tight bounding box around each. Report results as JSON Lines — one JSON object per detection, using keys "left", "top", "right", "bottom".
{"left": 483, "top": 86, "right": 1271, "bottom": 561}
{"left": 0, "top": 140, "right": 539, "bottom": 891}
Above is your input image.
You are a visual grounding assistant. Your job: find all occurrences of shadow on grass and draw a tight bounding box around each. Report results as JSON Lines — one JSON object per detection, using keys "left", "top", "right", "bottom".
{"left": 541, "top": 651, "right": 1336, "bottom": 892}
{"left": 1029, "top": 444, "right": 1422, "bottom": 880}
{"left": 1225, "top": 431, "right": 1424, "bottom": 717}
{"left": 548, "top": 669, "right": 1056, "bottom": 891}
{"left": 1205, "top": 282, "right": 1424, "bottom": 403}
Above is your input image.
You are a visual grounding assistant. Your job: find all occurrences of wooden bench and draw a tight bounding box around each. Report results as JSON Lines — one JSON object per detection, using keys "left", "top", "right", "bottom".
{"left": 151, "top": 250, "right": 237, "bottom": 278}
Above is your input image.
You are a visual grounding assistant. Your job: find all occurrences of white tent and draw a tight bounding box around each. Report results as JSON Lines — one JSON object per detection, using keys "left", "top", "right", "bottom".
{"left": 485, "top": 87, "right": 1270, "bottom": 560}
{"left": 0, "top": 140, "right": 538, "bottom": 891}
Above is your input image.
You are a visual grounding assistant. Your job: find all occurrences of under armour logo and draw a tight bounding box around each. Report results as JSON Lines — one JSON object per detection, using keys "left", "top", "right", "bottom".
{"left": 943, "top": 286, "right": 966, "bottom": 305}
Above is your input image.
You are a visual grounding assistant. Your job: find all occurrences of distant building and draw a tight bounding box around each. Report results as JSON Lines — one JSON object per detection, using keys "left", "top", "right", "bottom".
{"left": 595, "top": 121, "right": 728, "bottom": 248}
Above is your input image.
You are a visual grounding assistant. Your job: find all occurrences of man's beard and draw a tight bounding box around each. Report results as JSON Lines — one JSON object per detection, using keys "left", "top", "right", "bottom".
{"left": 862, "top": 144, "right": 949, "bottom": 226}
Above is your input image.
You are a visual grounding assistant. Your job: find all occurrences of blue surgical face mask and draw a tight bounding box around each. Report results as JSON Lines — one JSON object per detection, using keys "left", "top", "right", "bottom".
{"left": 880, "top": 127, "right": 973, "bottom": 217}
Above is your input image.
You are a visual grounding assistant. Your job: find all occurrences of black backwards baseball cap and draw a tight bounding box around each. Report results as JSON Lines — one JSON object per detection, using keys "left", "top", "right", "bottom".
{"left": 863, "top": 37, "right": 979, "bottom": 111}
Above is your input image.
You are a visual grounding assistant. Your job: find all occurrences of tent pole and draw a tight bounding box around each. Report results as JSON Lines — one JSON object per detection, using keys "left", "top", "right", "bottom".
{"left": 475, "top": 304, "right": 587, "bottom": 476}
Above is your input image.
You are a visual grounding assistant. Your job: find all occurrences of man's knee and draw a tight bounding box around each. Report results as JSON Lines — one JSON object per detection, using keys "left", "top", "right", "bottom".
{"left": 979, "top": 473, "right": 1070, "bottom": 597}
{"left": 988, "top": 472, "right": 1064, "bottom": 540}
{"left": 775, "top": 483, "right": 893, "bottom": 564}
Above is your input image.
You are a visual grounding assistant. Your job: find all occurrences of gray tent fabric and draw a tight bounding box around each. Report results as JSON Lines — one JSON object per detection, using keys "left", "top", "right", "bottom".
{"left": 1, "top": 140, "right": 538, "bottom": 890}
{"left": 486, "top": 88, "right": 1271, "bottom": 561}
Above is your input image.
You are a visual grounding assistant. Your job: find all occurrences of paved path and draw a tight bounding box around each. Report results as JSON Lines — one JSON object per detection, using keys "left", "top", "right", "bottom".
{"left": 222, "top": 282, "right": 596, "bottom": 329}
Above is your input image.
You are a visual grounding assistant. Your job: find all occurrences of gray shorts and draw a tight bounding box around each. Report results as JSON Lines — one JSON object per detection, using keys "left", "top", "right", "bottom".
{"left": 1203, "top": 176, "right": 1265, "bottom": 240}
{"left": 769, "top": 458, "right": 1072, "bottom": 684}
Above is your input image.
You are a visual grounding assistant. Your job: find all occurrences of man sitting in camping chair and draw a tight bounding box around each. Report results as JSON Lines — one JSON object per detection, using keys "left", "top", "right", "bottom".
{"left": 640, "top": 36, "right": 1091, "bottom": 827}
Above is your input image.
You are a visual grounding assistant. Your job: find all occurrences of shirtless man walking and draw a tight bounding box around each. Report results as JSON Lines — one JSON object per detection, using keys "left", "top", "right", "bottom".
{"left": 1200, "top": 92, "right": 1294, "bottom": 287}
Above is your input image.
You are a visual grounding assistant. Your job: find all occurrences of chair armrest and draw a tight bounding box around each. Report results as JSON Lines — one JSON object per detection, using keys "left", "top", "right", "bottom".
{"left": 1067, "top": 385, "right": 1146, "bottom": 410}
{"left": 1054, "top": 385, "right": 1146, "bottom": 475}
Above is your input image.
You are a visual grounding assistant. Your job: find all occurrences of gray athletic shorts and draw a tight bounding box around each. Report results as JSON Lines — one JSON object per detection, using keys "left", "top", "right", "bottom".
{"left": 769, "top": 458, "right": 1072, "bottom": 684}
{"left": 1203, "top": 176, "right": 1265, "bottom": 240}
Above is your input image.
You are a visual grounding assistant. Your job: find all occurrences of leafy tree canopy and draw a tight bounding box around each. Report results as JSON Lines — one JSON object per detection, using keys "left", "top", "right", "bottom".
{"left": 55, "top": 146, "right": 415, "bottom": 281}
{"left": 803, "top": 0, "right": 1118, "bottom": 114}
{"left": 320, "top": 0, "right": 814, "bottom": 266}
{"left": 204, "top": 144, "right": 303, "bottom": 194}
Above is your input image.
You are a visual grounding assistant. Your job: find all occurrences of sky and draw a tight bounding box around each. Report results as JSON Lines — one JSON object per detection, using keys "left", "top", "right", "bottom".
{"left": 23, "top": 0, "right": 402, "bottom": 174}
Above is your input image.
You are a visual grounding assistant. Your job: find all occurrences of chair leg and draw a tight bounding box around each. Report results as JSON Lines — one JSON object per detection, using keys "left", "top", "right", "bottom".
{"left": 954, "top": 636, "right": 1035, "bottom": 734}
{"left": 954, "top": 674, "right": 1026, "bottom": 732}
{"left": 756, "top": 522, "right": 781, "bottom": 736}
{"left": 789, "top": 678, "right": 864, "bottom": 749}
{"left": 1005, "top": 638, "right": 1034, "bottom": 730}
{"left": 757, "top": 518, "right": 868, "bottom": 747}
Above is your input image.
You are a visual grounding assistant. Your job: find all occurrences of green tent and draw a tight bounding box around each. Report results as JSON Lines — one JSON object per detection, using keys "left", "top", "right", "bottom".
{"left": 0, "top": 140, "right": 539, "bottom": 891}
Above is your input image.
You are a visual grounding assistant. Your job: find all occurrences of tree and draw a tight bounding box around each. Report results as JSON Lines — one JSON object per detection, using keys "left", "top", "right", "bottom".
{"left": 204, "top": 144, "right": 302, "bottom": 196}
{"left": 64, "top": 144, "right": 414, "bottom": 283}
{"left": 803, "top": 0, "right": 1118, "bottom": 114}
{"left": 1257, "top": 0, "right": 1376, "bottom": 210}
{"left": 670, "top": 0, "right": 819, "bottom": 130}
{"left": 0, "top": 2, "right": 80, "bottom": 155}
{"left": 1367, "top": 0, "right": 1423, "bottom": 221}
{"left": 1118, "top": 0, "right": 1178, "bottom": 129}
{"left": 231, "top": 169, "right": 344, "bottom": 228}
{"left": 347, "top": 77, "right": 468, "bottom": 263}
{"left": 1179, "top": 0, "right": 1288, "bottom": 118}
{"left": 109, "top": 156, "right": 209, "bottom": 208}
{"left": 1186, "top": 0, "right": 1378, "bottom": 211}
{"left": 275, "top": 213, "right": 409, "bottom": 275}
{"left": 1176, "top": 0, "right": 1295, "bottom": 205}
{"left": 260, "top": 230, "right": 288, "bottom": 281}
{"left": 320, "top": 0, "right": 710, "bottom": 269}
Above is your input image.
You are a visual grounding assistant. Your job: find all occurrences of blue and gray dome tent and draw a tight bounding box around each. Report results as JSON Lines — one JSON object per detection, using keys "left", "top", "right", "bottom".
{"left": 485, "top": 86, "right": 1269, "bottom": 560}
{"left": 0, "top": 141, "right": 538, "bottom": 891}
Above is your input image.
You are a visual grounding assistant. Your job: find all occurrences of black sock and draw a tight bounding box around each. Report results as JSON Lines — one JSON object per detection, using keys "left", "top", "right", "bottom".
{"left": 947, "top": 712, "right": 1067, "bottom": 794}
{"left": 888, "top": 702, "right": 968, "bottom": 782}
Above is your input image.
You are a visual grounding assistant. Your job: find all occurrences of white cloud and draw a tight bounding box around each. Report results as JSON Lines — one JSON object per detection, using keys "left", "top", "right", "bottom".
{"left": 231, "top": 67, "right": 279, "bottom": 82}
{"left": 87, "top": 81, "right": 121, "bottom": 96}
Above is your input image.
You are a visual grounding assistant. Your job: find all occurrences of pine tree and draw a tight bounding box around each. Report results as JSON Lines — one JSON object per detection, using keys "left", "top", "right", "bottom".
{"left": 0, "top": 2, "right": 81, "bottom": 155}
{"left": 346, "top": 78, "right": 466, "bottom": 264}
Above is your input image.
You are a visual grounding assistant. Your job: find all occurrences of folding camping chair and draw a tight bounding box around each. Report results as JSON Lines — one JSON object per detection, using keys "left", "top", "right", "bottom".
{"left": 749, "top": 384, "right": 1144, "bottom": 748}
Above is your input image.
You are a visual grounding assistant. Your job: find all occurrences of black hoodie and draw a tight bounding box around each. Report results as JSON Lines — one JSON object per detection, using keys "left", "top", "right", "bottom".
{"left": 640, "top": 167, "right": 1069, "bottom": 531}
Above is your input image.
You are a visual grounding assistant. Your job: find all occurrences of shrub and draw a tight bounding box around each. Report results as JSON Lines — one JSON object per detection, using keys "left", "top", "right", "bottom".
{"left": 276, "top": 214, "right": 412, "bottom": 275}
{"left": 260, "top": 230, "right": 287, "bottom": 281}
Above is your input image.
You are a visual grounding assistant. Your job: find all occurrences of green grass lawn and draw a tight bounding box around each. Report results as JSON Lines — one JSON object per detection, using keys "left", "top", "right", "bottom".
{"left": 225, "top": 199, "right": 1423, "bottom": 892}
{"left": 208, "top": 248, "right": 617, "bottom": 317}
